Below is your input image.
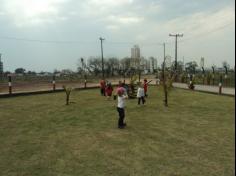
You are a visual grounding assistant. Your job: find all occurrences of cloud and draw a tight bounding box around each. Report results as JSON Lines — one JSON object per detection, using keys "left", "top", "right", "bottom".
{"left": 0, "top": 0, "right": 234, "bottom": 71}
{"left": 0, "top": 0, "right": 68, "bottom": 27}
{"left": 162, "top": 6, "right": 235, "bottom": 37}
{"left": 106, "top": 25, "right": 120, "bottom": 31}
{"left": 88, "top": 0, "right": 133, "bottom": 7}
{"left": 106, "top": 15, "right": 143, "bottom": 24}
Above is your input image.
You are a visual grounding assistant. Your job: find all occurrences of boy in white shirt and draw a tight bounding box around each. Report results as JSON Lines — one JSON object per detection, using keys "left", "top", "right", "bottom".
{"left": 117, "top": 87, "right": 128, "bottom": 129}
{"left": 137, "top": 83, "right": 146, "bottom": 105}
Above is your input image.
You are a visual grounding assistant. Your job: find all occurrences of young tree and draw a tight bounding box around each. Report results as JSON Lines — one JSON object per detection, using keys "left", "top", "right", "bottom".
{"left": 212, "top": 65, "right": 216, "bottom": 85}
{"left": 63, "top": 85, "right": 73, "bottom": 105}
{"left": 162, "top": 58, "right": 176, "bottom": 107}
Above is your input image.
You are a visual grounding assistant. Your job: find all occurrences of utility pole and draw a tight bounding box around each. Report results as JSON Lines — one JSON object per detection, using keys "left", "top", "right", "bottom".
{"left": 0, "top": 53, "right": 3, "bottom": 79}
{"left": 99, "top": 37, "right": 105, "bottom": 79}
{"left": 169, "top": 34, "right": 183, "bottom": 73}
{"left": 212, "top": 66, "right": 215, "bottom": 85}
{"left": 162, "top": 43, "right": 168, "bottom": 107}
{"left": 81, "top": 58, "right": 87, "bottom": 88}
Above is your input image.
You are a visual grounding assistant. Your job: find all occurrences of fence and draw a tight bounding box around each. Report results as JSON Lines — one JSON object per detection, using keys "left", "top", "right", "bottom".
{"left": 0, "top": 74, "right": 133, "bottom": 95}
{"left": 176, "top": 71, "right": 235, "bottom": 88}
{"left": 0, "top": 71, "right": 234, "bottom": 95}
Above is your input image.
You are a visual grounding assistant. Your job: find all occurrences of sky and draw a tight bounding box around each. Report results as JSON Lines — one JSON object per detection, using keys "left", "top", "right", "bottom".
{"left": 0, "top": 0, "right": 235, "bottom": 72}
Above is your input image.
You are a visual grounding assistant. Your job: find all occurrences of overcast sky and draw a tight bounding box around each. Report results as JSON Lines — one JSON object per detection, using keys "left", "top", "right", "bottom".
{"left": 0, "top": 0, "right": 235, "bottom": 72}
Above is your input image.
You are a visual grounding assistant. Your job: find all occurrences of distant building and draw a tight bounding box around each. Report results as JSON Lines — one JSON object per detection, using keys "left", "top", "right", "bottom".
{"left": 131, "top": 45, "right": 140, "bottom": 59}
{"left": 131, "top": 45, "right": 141, "bottom": 68}
{"left": 165, "top": 55, "right": 172, "bottom": 68}
{"left": 149, "top": 57, "right": 158, "bottom": 73}
{"left": 0, "top": 54, "right": 3, "bottom": 76}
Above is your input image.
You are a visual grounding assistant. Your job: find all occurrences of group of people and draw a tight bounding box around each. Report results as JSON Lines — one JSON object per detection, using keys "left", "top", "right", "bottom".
{"left": 100, "top": 79, "right": 149, "bottom": 129}
{"left": 99, "top": 79, "right": 114, "bottom": 100}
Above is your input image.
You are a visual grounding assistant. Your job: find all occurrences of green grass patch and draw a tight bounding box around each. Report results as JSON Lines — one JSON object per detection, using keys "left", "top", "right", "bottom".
{"left": 0, "top": 87, "right": 235, "bottom": 176}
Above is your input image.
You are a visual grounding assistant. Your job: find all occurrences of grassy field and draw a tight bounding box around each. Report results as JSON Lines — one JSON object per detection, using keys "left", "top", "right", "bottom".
{"left": 0, "top": 87, "right": 235, "bottom": 176}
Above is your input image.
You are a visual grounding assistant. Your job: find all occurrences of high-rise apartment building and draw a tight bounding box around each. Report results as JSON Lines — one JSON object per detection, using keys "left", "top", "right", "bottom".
{"left": 131, "top": 45, "right": 141, "bottom": 68}
{"left": 131, "top": 45, "right": 140, "bottom": 59}
{"left": 149, "top": 57, "right": 158, "bottom": 73}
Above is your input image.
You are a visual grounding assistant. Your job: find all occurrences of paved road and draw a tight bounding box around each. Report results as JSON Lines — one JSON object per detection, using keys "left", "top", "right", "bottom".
{"left": 173, "top": 82, "right": 235, "bottom": 96}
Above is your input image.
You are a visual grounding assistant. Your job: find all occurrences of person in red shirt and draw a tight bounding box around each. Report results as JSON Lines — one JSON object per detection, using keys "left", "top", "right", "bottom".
{"left": 100, "top": 79, "right": 106, "bottom": 96}
{"left": 114, "top": 81, "right": 123, "bottom": 100}
{"left": 105, "top": 83, "right": 113, "bottom": 100}
{"left": 144, "top": 78, "right": 148, "bottom": 97}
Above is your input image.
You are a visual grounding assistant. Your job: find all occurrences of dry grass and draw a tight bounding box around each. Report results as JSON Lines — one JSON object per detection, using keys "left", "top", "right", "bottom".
{"left": 0, "top": 86, "right": 235, "bottom": 176}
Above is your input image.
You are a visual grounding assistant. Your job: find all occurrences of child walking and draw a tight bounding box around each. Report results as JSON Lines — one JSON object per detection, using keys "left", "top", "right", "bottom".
{"left": 144, "top": 78, "right": 148, "bottom": 97}
{"left": 100, "top": 79, "right": 106, "bottom": 96}
{"left": 137, "top": 83, "right": 145, "bottom": 105}
{"left": 105, "top": 83, "right": 113, "bottom": 100}
{"left": 116, "top": 87, "right": 128, "bottom": 129}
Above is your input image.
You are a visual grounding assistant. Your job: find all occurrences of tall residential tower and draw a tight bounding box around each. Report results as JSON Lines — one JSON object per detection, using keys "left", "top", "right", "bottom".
{"left": 131, "top": 45, "right": 141, "bottom": 68}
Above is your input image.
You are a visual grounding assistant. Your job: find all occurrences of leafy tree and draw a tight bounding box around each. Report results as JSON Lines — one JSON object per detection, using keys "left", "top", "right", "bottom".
{"left": 120, "top": 57, "right": 131, "bottom": 74}
{"left": 106, "top": 57, "right": 119, "bottom": 76}
{"left": 15, "top": 68, "right": 26, "bottom": 74}
{"left": 27, "top": 71, "right": 36, "bottom": 75}
{"left": 185, "top": 61, "right": 198, "bottom": 74}
{"left": 87, "top": 57, "right": 102, "bottom": 76}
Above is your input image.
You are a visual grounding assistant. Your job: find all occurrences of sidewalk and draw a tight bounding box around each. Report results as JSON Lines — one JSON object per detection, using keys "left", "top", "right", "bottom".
{"left": 173, "top": 82, "right": 235, "bottom": 96}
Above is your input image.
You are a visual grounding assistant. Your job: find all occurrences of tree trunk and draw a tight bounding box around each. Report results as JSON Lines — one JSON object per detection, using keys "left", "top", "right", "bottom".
{"left": 164, "top": 83, "right": 168, "bottom": 107}
{"left": 66, "top": 92, "right": 70, "bottom": 105}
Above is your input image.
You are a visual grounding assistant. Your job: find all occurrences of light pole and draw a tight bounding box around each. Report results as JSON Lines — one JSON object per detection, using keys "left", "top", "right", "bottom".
{"left": 99, "top": 37, "right": 105, "bottom": 79}
{"left": 212, "top": 66, "right": 215, "bottom": 85}
{"left": 81, "top": 58, "right": 87, "bottom": 88}
{"left": 169, "top": 34, "right": 183, "bottom": 81}
{"left": 169, "top": 34, "right": 183, "bottom": 71}
{"left": 162, "top": 43, "right": 168, "bottom": 107}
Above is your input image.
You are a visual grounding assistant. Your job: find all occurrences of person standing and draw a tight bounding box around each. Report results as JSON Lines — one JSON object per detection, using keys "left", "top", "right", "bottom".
{"left": 137, "top": 83, "right": 145, "bottom": 105}
{"left": 105, "top": 83, "right": 113, "bottom": 100}
{"left": 100, "top": 79, "right": 106, "bottom": 96}
{"left": 144, "top": 78, "right": 148, "bottom": 97}
{"left": 116, "top": 87, "right": 128, "bottom": 129}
